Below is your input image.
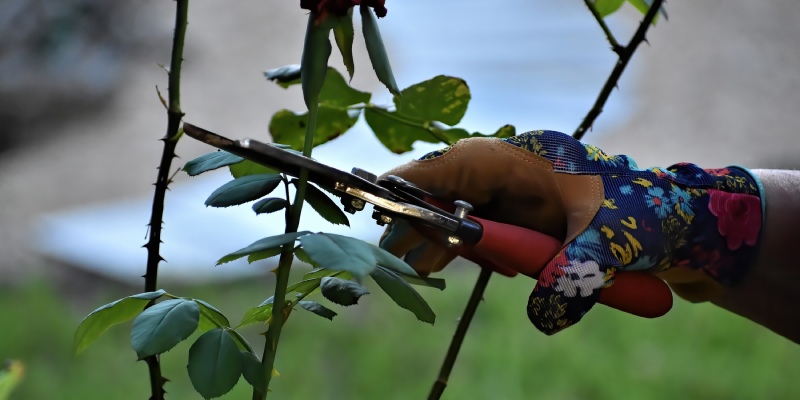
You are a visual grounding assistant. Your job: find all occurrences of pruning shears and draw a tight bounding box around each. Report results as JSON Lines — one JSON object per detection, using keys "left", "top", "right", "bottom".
{"left": 183, "top": 123, "right": 669, "bottom": 319}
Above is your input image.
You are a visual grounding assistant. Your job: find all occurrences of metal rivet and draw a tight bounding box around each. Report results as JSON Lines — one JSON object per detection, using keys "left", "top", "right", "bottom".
{"left": 447, "top": 236, "right": 462, "bottom": 246}
{"left": 453, "top": 200, "right": 473, "bottom": 219}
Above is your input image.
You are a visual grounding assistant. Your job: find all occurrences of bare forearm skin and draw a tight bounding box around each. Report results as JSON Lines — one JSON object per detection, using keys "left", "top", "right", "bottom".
{"left": 711, "top": 170, "right": 800, "bottom": 343}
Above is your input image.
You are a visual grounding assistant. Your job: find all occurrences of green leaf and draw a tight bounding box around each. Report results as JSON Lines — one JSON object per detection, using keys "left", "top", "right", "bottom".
{"left": 301, "top": 13, "right": 334, "bottom": 108}
{"left": 440, "top": 124, "right": 517, "bottom": 143}
{"left": 73, "top": 290, "right": 166, "bottom": 355}
{"left": 295, "top": 247, "right": 315, "bottom": 266}
{"left": 237, "top": 298, "right": 281, "bottom": 329}
{"left": 252, "top": 197, "right": 288, "bottom": 215}
{"left": 626, "top": 0, "right": 668, "bottom": 23}
{"left": 265, "top": 67, "right": 369, "bottom": 108}
{"left": 248, "top": 247, "right": 284, "bottom": 264}
{"left": 319, "top": 68, "right": 371, "bottom": 109}
{"left": 299, "top": 183, "right": 349, "bottom": 226}
{"left": 371, "top": 247, "right": 420, "bottom": 278}
{"left": 394, "top": 76, "right": 471, "bottom": 126}
{"left": 195, "top": 299, "right": 230, "bottom": 332}
{"left": 399, "top": 274, "right": 447, "bottom": 291}
{"left": 364, "top": 107, "right": 437, "bottom": 154}
{"left": 217, "top": 231, "right": 311, "bottom": 265}
{"left": 187, "top": 328, "right": 242, "bottom": 399}
{"left": 360, "top": 5, "right": 400, "bottom": 95}
{"left": 131, "top": 299, "right": 200, "bottom": 359}
{"left": 300, "top": 233, "right": 400, "bottom": 278}
{"left": 205, "top": 174, "right": 282, "bottom": 208}
{"left": 303, "top": 268, "right": 333, "bottom": 280}
{"left": 264, "top": 64, "right": 301, "bottom": 88}
{"left": 333, "top": 10, "right": 356, "bottom": 80}
{"left": 287, "top": 278, "right": 322, "bottom": 295}
{"left": 0, "top": 360, "right": 24, "bottom": 400}
{"left": 229, "top": 160, "right": 277, "bottom": 178}
{"left": 320, "top": 277, "right": 369, "bottom": 306}
{"left": 299, "top": 301, "right": 337, "bottom": 320}
{"left": 371, "top": 266, "right": 436, "bottom": 324}
{"left": 269, "top": 106, "right": 359, "bottom": 152}
{"left": 240, "top": 351, "right": 267, "bottom": 394}
{"left": 184, "top": 151, "right": 244, "bottom": 176}
{"left": 490, "top": 124, "right": 516, "bottom": 139}
{"left": 594, "top": 0, "right": 625, "bottom": 17}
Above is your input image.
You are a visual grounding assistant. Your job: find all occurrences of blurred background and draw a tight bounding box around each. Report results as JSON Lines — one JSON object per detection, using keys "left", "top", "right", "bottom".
{"left": 2, "top": 0, "right": 799, "bottom": 399}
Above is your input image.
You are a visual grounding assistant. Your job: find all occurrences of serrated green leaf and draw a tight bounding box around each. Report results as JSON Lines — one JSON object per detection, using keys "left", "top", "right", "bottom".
{"left": 303, "top": 268, "right": 332, "bottom": 280}
{"left": 248, "top": 247, "right": 284, "bottom": 264}
{"left": 399, "top": 274, "right": 447, "bottom": 290}
{"left": 300, "top": 233, "right": 397, "bottom": 278}
{"left": 371, "top": 266, "right": 436, "bottom": 324}
{"left": 372, "top": 247, "right": 420, "bottom": 278}
{"left": 240, "top": 351, "right": 267, "bottom": 394}
{"left": 195, "top": 299, "right": 230, "bottom": 332}
{"left": 594, "top": 0, "right": 625, "bottom": 17}
{"left": 73, "top": 290, "right": 166, "bottom": 355}
{"left": 187, "top": 329, "right": 242, "bottom": 399}
{"left": 229, "top": 160, "right": 277, "bottom": 178}
{"left": 131, "top": 299, "right": 200, "bottom": 359}
{"left": 217, "top": 231, "right": 311, "bottom": 265}
{"left": 394, "top": 76, "right": 471, "bottom": 126}
{"left": 299, "top": 301, "right": 337, "bottom": 320}
{"left": 269, "top": 106, "right": 359, "bottom": 152}
{"left": 320, "top": 277, "right": 369, "bottom": 306}
{"left": 184, "top": 151, "right": 244, "bottom": 176}
{"left": 333, "top": 10, "right": 355, "bottom": 80}
{"left": 300, "top": 183, "right": 349, "bottom": 226}
{"left": 301, "top": 13, "right": 335, "bottom": 108}
{"left": 264, "top": 64, "right": 301, "bottom": 88}
{"left": 252, "top": 197, "right": 288, "bottom": 215}
{"left": 295, "top": 247, "right": 315, "bottom": 266}
{"left": 364, "top": 107, "right": 437, "bottom": 154}
{"left": 319, "top": 68, "right": 370, "bottom": 109}
{"left": 361, "top": 5, "right": 400, "bottom": 95}
{"left": 287, "top": 278, "right": 322, "bottom": 295}
{"left": 237, "top": 298, "right": 283, "bottom": 329}
{"left": 626, "top": 0, "right": 667, "bottom": 23}
{"left": 205, "top": 174, "right": 282, "bottom": 208}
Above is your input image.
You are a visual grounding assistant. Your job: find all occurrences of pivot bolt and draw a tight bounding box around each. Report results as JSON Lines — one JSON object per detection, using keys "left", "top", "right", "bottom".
{"left": 453, "top": 200, "right": 473, "bottom": 219}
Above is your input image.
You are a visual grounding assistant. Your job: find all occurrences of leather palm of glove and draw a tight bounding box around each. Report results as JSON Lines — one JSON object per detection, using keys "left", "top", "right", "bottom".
{"left": 380, "top": 130, "right": 764, "bottom": 335}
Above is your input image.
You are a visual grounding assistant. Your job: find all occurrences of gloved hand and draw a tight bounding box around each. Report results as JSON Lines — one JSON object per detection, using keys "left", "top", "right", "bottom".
{"left": 380, "top": 130, "right": 764, "bottom": 334}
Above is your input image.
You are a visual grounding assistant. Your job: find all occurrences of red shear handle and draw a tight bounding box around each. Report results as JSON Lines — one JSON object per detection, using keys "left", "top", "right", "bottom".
{"left": 468, "top": 216, "right": 673, "bottom": 318}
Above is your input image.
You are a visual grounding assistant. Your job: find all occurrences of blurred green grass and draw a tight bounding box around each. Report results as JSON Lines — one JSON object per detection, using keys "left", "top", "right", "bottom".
{"left": 2, "top": 264, "right": 798, "bottom": 400}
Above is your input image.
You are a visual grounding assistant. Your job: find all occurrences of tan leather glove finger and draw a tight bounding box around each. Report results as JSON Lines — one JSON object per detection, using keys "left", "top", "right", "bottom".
{"left": 379, "top": 220, "right": 456, "bottom": 276}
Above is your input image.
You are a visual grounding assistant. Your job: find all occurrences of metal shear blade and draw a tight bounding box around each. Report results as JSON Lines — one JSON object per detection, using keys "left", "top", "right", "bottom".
{"left": 182, "top": 123, "right": 463, "bottom": 234}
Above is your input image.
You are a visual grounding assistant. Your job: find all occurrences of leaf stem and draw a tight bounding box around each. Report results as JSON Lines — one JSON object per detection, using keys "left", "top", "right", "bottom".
{"left": 573, "top": 0, "right": 664, "bottom": 140}
{"left": 583, "top": 0, "right": 623, "bottom": 54}
{"left": 142, "top": 1, "right": 188, "bottom": 398}
{"left": 428, "top": 268, "right": 492, "bottom": 400}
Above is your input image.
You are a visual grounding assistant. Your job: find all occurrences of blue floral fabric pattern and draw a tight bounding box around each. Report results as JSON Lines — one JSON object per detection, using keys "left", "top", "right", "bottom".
{"left": 421, "top": 130, "right": 764, "bottom": 335}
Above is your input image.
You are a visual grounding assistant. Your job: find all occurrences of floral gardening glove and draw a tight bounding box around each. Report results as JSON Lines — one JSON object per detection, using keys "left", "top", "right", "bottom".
{"left": 380, "top": 130, "right": 764, "bottom": 335}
